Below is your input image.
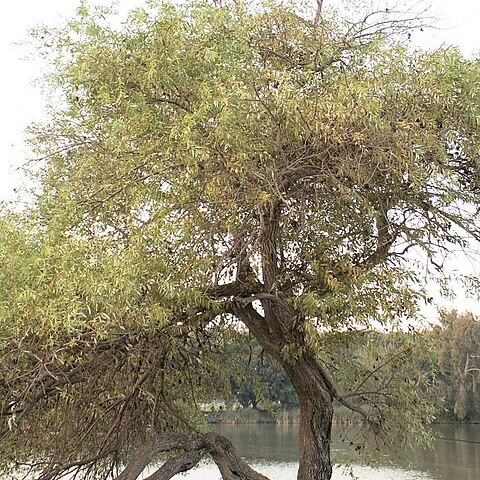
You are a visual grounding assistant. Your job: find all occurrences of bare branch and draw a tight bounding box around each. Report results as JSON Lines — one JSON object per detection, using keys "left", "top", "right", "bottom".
{"left": 314, "top": 0, "right": 323, "bottom": 30}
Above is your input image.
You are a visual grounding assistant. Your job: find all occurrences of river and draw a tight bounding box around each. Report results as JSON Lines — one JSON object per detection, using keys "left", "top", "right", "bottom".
{"left": 169, "top": 423, "right": 480, "bottom": 480}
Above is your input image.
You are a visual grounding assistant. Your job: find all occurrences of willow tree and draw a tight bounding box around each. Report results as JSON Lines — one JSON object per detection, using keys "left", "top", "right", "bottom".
{"left": 2, "top": 1, "right": 480, "bottom": 479}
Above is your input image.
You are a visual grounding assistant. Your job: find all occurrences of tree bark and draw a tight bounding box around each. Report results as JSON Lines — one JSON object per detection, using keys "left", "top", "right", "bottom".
{"left": 115, "top": 440, "right": 160, "bottom": 480}
{"left": 206, "top": 433, "right": 269, "bottom": 480}
{"left": 282, "top": 353, "right": 334, "bottom": 480}
{"left": 143, "top": 449, "right": 205, "bottom": 480}
{"left": 233, "top": 302, "right": 335, "bottom": 480}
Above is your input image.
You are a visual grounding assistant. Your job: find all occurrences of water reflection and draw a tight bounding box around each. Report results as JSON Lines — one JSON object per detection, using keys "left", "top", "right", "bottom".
{"left": 410, "top": 424, "right": 480, "bottom": 480}
{"left": 170, "top": 462, "right": 434, "bottom": 480}
{"left": 169, "top": 424, "right": 480, "bottom": 480}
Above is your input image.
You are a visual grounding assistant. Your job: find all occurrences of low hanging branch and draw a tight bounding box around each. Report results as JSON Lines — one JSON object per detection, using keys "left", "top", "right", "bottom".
{"left": 113, "top": 433, "right": 270, "bottom": 480}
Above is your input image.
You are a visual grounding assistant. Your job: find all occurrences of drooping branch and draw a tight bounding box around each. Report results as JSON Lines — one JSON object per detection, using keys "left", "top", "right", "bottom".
{"left": 36, "top": 451, "right": 117, "bottom": 480}
{"left": 311, "top": 356, "right": 380, "bottom": 429}
{"left": 1, "top": 372, "right": 84, "bottom": 442}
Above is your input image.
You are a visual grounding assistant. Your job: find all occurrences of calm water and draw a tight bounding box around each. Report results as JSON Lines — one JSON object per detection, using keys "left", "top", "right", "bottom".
{"left": 169, "top": 424, "right": 480, "bottom": 480}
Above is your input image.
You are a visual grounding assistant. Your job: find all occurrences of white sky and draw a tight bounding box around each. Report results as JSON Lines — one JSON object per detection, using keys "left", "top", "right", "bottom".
{"left": 0, "top": 0, "right": 140, "bottom": 201}
{"left": 0, "top": 0, "right": 479, "bottom": 314}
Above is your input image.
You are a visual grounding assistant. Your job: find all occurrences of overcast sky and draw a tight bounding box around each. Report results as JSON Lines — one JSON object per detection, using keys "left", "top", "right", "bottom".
{"left": 1, "top": 0, "right": 479, "bottom": 200}
{"left": 0, "top": 0, "right": 479, "bottom": 313}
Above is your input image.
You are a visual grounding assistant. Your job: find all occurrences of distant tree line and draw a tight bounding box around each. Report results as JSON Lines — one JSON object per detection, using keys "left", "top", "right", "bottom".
{"left": 225, "top": 311, "right": 480, "bottom": 422}
{"left": 430, "top": 311, "right": 480, "bottom": 421}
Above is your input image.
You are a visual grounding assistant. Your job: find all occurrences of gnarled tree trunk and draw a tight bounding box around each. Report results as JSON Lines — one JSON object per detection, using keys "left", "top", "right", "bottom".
{"left": 234, "top": 303, "right": 335, "bottom": 480}
{"left": 282, "top": 354, "right": 334, "bottom": 480}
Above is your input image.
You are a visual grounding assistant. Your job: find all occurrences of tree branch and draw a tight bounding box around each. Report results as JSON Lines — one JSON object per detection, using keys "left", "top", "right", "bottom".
{"left": 141, "top": 449, "right": 205, "bottom": 480}
{"left": 36, "top": 450, "right": 117, "bottom": 480}
{"left": 206, "top": 280, "right": 264, "bottom": 299}
{"left": 232, "top": 293, "right": 277, "bottom": 307}
{"left": 206, "top": 433, "right": 269, "bottom": 480}
{"left": 232, "top": 304, "right": 279, "bottom": 354}
{"left": 314, "top": 0, "right": 323, "bottom": 30}
{"left": 112, "top": 433, "right": 270, "bottom": 480}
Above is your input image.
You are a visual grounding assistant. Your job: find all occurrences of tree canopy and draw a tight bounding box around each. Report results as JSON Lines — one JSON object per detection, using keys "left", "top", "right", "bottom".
{"left": 1, "top": 1, "right": 480, "bottom": 480}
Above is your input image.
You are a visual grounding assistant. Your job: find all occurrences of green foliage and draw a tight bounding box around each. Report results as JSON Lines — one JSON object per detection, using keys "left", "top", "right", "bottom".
{"left": 1, "top": 0, "right": 480, "bottom": 478}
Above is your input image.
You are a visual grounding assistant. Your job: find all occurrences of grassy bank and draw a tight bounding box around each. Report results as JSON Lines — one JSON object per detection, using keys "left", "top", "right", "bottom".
{"left": 204, "top": 407, "right": 359, "bottom": 425}
{"left": 205, "top": 408, "right": 276, "bottom": 424}
{"left": 205, "top": 406, "right": 480, "bottom": 425}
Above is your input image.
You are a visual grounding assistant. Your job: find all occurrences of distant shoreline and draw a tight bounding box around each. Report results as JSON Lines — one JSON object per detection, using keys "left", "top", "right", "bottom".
{"left": 204, "top": 408, "right": 480, "bottom": 425}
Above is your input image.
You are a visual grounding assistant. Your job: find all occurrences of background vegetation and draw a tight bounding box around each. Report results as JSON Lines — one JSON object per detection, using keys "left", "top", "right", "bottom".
{"left": 219, "top": 310, "right": 480, "bottom": 423}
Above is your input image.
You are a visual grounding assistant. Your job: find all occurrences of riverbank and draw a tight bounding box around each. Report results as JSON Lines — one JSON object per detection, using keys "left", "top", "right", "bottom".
{"left": 204, "top": 407, "right": 354, "bottom": 425}
{"left": 204, "top": 407, "right": 480, "bottom": 425}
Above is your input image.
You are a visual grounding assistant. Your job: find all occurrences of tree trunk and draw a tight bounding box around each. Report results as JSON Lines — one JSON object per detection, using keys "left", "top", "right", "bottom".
{"left": 282, "top": 353, "right": 334, "bottom": 480}
{"left": 455, "top": 353, "right": 470, "bottom": 420}
{"left": 233, "top": 304, "right": 335, "bottom": 480}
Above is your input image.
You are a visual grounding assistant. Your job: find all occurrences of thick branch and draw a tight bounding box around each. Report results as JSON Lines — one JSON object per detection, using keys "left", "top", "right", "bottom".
{"left": 258, "top": 202, "right": 281, "bottom": 290}
{"left": 206, "top": 280, "right": 264, "bottom": 298}
{"left": 232, "top": 304, "right": 279, "bottom": 354}
{"left": 115, "top": 440, "right": 159, "bottom": 480}
{"left": 112, "top": 433, "right": 270, "bottom": 480}
{"left": 206, "top": 433, "right": 269, "bottom": 480}
{"left": 142, "top": 449, "right": 206, "bottom": 480}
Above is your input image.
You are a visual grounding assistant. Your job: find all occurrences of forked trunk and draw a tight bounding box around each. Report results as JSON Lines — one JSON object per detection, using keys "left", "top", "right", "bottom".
{"left": 113, "top": 432, "right": 270, "bottom": 480}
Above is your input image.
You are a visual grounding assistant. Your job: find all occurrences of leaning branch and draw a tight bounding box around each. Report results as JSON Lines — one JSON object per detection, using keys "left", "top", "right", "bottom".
{"left": 312, "top": 356, "right": 382, "bottom": 433}
{"left": 112, "top": 433, "right": 270, "bottom": 480}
